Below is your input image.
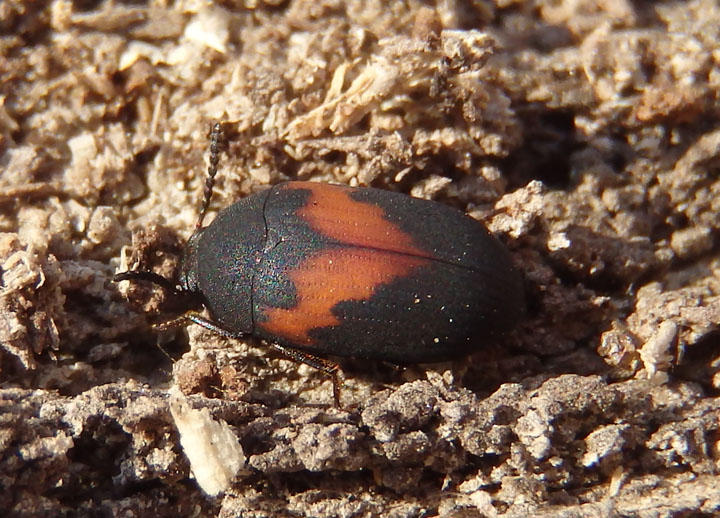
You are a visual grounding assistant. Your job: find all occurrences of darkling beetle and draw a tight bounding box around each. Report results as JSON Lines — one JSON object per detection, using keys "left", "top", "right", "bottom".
{"left": 114, "top": 122, "right": 525, "bottom": 405}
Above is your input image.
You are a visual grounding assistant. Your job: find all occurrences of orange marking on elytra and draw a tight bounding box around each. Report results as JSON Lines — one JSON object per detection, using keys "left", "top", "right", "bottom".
{"left": 259, "top": 182, "right": 432, "bottom": 346}
{"left": 286, "top": 182, "right": 431, "bottom": 258}
{"left": 260, "top": 247, "right": 426, "bottom": 345}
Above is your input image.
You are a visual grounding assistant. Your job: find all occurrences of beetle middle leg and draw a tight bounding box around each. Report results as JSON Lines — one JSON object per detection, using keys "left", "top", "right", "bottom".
{"left": 158, "top": 313, "right": 343, "bottom": 406}
{"left": 269, "top": 343, "right": 343, "bottom": 407}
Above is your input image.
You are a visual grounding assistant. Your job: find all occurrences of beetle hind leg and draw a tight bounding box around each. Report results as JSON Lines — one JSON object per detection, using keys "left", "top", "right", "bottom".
{"left": 269, "top": 343, "right": 343, "bottom": 407}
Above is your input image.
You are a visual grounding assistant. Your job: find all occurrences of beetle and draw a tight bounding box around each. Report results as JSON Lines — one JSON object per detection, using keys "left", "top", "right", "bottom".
{"left": 115, "top": 123, "right": 525, "bottom": 405}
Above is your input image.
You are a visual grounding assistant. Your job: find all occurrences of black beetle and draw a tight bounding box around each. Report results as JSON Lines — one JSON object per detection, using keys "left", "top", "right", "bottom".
{"left": 115, "top": 123, "right": 525, "bottom": 404}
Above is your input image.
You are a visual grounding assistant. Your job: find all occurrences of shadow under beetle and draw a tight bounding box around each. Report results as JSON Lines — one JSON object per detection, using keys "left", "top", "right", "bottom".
{"left": 115, "top": 122, "right": 525, "bottom": 406}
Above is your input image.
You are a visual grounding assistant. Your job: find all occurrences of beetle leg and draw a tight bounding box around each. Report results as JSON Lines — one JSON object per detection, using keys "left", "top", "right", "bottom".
{"left": 154, "top": 312, "right": 246, "bottom": 340}
{"left": 153, "top": 312, "right": 344, "bottom": 406}
{"left": 269, "top": 343, "right": 342, "bottom": 407}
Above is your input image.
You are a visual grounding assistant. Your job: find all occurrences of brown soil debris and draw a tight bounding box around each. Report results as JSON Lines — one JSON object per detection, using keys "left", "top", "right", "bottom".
{"left": 1, "top": 1, "right": 718, "bottom": 516}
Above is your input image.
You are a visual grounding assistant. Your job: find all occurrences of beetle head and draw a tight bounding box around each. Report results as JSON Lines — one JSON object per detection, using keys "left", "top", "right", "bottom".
{"left": 113, "top": 122, "right": 224, "bottom": 312}
{"left": 177, "top": 231, "right": 201, "bottom": 293}
{"left": 113, "top": 229, "right": 203, "bottom": 298}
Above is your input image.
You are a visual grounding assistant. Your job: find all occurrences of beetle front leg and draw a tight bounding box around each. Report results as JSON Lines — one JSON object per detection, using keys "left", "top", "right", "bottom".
{"left": 154, "top": 312, "right": 247, "bottom": 340}
{"left": 269, "top": 343, "right": 343, "bottom": 407}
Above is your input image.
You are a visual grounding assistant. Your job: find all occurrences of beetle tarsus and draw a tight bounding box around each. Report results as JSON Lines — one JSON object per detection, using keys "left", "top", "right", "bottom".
{"left": 270, "top": 343, "right": 343, "bottom": 407}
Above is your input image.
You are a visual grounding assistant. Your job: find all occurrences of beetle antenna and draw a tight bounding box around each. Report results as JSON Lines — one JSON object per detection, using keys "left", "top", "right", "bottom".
{"left": 195, "top": 122, "right": 227, "bottom": 232}
{"left": 114, "top": 123, "right": 228, "bottom": 295}
{"left": 113, "top": 271, "right": 182, "bottom": 297}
